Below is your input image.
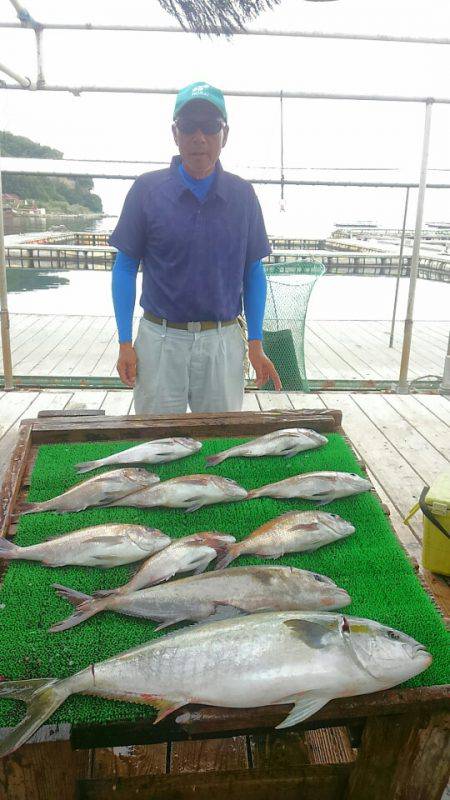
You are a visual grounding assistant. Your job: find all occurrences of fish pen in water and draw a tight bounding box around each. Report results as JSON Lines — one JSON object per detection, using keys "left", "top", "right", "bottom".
{"left": 0, "top": 409, "right": 448, "bottom": 799}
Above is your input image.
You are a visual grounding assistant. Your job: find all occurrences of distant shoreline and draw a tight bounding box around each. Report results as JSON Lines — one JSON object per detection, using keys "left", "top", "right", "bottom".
{"left": 6, "top": 212, "right": 112, "bottom": 220}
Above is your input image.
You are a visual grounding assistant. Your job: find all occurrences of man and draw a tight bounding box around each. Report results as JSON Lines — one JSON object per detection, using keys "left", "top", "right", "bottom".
{"left": 110, "top": 81, "right": 281, "bottom": 414}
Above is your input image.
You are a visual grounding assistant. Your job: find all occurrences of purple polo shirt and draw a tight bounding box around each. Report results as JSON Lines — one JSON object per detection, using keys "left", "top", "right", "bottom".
{"left": 109, "top": 155, "right": 271, "bottom": 323}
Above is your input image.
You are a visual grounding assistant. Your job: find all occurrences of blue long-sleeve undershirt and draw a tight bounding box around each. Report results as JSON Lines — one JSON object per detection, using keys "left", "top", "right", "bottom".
{"left": 112, "top": 251, "right": 139, "bottom": 343}
{"left": 112, "top": 164, "right": 267, "bottom": 343}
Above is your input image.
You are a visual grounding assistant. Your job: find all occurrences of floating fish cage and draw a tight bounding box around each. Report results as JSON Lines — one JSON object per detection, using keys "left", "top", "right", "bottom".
{"left": 0, "top": 408, "right": 448, "bottom": 800}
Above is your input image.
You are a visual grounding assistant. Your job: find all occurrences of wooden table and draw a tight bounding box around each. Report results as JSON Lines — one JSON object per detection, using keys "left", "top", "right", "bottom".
{"left": 0, "top": 409, "right": 448, "bottom": 800}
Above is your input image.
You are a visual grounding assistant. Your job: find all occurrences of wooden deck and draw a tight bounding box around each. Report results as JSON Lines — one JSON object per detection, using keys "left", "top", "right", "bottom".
{"left": 0, "top": 388, "right": 448, "bottom": 568}
{"left": 1, "top": 314, "right": 449, "bottom": 385}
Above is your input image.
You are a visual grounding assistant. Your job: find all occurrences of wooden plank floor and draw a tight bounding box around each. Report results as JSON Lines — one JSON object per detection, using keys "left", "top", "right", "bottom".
{"left": 0, "top": 388, "right": 448, "bottom": 564}
{"left": 0, "top": 315, "right": 449, "bottom": 381}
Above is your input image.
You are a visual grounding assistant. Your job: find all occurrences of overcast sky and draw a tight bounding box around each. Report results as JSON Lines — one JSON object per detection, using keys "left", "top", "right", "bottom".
{"left": 1, "top": 0, "right": 449, "bottom": 233}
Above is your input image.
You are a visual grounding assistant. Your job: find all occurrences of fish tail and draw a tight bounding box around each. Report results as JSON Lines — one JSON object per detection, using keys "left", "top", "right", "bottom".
{"left": 205, "top": 453, "right": 227, "bottom": 467}
{"left": 49, "top": 583, "right": 106, "bottom": 632}
{"left": 246, "top": 487, "right": 265, "bottom": 500}
{"left": 0, "top": 538, "right": 21, "bottom": 559}
{"left": 214, "top": 543, "right": 239, "bottom": 570}
{"left": 0, "top": 677, "right": 69, "bottom": 757}
{"left": 20, "top": 502, "right": 42, "bottom": 515}
{"left": 75, "top": 460, "right": 101, "bottom": 474}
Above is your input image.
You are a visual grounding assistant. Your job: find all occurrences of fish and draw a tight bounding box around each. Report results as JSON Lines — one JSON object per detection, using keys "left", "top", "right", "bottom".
{"left": 49, "top": 565, "right": 351, "bottom": 632}
{"left": 206, "top": 428, "right": 327, "bottom": 467}
{"left": 21, "top": 468, "right": 160, "bottom": 515}
{"left": 0, "top": 524, "right": 171, "bottom": 568}
{"left": 0, "top": 610, "right": 431, "bottom": 756}
{"left": 92, "top": 532, "right": 236, "bottom": 595}
{"left": 215, "top": 511, "right": 355, "bottom": 569}
{"left": 247, "top": 471, "right": 372, "bottom": 506}
{"left": 75, "top": 437, "right": 202, "bottom": 473}
{"left": 105, "top": 474, "right": 248, "bottom": 513}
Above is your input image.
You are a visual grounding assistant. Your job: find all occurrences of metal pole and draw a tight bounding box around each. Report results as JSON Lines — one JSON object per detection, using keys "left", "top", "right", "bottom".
{"left": 2, "top": 83, "right": 450, "bottom": 105}
{"left": 280, "top": 91, "right": 285, "bottom": 211}
{"left": 35, "top": 26, "right": 45, "bottom": 87}
{"left": 0, "top": 63, "right": 31, "bottom": 87}
{"left": 2, "top": 19, "right": 450, "bottom": 46}
{"left": 441, "top": 331, "right": 450, "bottom": 394}
{"left": 389, "top": 186, "right": 410, "bottom": 347}
{"left": 0, "top": 167, "right": 14, "bottom": 390}
{"left": 397, "top": 101, "right": 433, "bottom": 393}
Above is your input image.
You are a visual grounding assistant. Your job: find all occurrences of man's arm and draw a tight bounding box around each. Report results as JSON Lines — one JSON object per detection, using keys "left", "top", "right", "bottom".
{"left": 112, "top": 251, "right": 140, "bottom": 388}
{"left": 243, "top": 259, "right": 282, "bottom": 391}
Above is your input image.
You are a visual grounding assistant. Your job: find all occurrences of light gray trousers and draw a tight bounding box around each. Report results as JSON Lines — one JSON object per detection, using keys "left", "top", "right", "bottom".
{"left": 133, "top": 317, "right": 245, "bottom": 414}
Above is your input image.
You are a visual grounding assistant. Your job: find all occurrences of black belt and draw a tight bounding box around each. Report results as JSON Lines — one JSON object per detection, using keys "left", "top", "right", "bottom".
{"left": 143, "top": 312, "right": 237, "bottom": 331}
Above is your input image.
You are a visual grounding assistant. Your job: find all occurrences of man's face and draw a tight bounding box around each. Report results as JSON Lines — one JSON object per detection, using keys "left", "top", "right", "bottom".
{"left": 172, "top": 100, "right": 229, "bottom": 179}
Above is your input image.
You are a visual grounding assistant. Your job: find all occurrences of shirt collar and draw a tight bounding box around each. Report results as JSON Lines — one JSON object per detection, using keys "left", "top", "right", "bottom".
{"left": 167, "top": 155, "right": 229, "bottom": 203}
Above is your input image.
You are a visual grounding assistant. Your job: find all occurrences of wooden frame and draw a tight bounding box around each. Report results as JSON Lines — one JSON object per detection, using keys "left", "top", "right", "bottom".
{"left": 0, "top": 409, "right": 448, "bottom": 800}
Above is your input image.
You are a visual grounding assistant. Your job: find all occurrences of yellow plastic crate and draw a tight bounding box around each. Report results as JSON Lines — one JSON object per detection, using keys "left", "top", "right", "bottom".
{"left": 405, "top": 471, "right": 450, "bottom": 575}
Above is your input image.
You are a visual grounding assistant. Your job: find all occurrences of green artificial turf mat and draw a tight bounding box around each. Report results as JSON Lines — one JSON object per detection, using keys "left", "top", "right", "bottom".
{"left": 0, "top": 433, "right": 448, "bottom": 730}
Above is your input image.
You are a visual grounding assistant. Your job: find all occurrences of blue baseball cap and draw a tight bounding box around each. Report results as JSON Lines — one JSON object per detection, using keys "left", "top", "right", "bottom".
{"left": 173, "top": 82, "right": 227, "bottom": 122}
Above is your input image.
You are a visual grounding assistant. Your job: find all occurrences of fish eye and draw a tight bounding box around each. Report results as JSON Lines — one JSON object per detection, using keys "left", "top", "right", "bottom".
{"left": 314, "top": 574, "right": 326, "bottom": 582}
{"left": 387, "top": 630, "right": 400, "bottom": 641}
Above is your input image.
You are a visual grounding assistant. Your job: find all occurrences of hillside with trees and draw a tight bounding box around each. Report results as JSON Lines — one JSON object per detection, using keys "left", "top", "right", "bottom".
{"left": 1, "top": 131, "right": 103, "bottom": 214}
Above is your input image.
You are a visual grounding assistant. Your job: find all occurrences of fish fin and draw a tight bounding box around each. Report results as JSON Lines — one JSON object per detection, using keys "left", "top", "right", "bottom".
{"left": 281, "top": 447, "right": 302, "bottom": 458}
{"left": 205, "top": 604, "right": 245, "bottom": 622}
{"left": 93, "top": 589, "right": 116, "bottom": 598}
{"left": 140, "top": 696, "right": 186, "bottom": 724}
{"left": 49, "top": 607, "right": 99, "bottom": 633}
{"left": 0, "top": 538, "right": 20, "bottom": 559}
{"left": 0, "top": 678, "right": 55, "bottom": 703}
{"left": 190, "top": 533, "right": 237, "bottom": 563}
{"left": 20, "top": 503, "right": 40, "bottom": 515}
{"left": 75, "top": 460, "right": 100, "bottom": 474}
{"left": 291, "top": 522, "right": 321, "bottom": 532}
{"left": 49, "top": 584, "right": 105, "bottom": 632}
{"left": 205, "top": 453, "right": 227, "bottom": 467}
{"left": 308, "top": 491, "right": 334, "bottom": 506}
{"left": 283, "top": 618, "right": 334, "bottom": 649}
{"left": 184, "top": 605, "right": 246, "bottom": 628}
{"left": 275, "top": 692, "right": 332, "bottom": 729}
{"left": 52, "top": 583, "right": 92, "bottom": 605}
{"left": 214, "top": 545, "right": 239, "bottom": 570}
{"left": 245, "top": 488, "right": 264, "bottom": 500}
{"left": 184, "top": 503, "right": 204, "bottom": 513}
{"left": 0, "top": 677, "right": 68, "bottom": 757}
{"left": 154, "top": 617, "right": 186, "bottom": 632}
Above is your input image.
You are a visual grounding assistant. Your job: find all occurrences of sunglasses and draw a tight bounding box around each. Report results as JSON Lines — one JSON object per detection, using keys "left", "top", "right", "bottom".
{"left": 175, "top": 116, "right": 225, "bottom": 136}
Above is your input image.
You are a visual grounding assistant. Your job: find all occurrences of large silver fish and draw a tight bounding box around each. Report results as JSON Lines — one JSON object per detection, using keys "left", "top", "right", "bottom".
{"left": 75, "top": 437, "right": 202, "bottom": 474}
{"left": 49, "top": 565, "right": 351, "bottom": 632}
{"left": 206, "top": 428, "right": 327, "bottom": 467}
{"left": 92, "top": 532, "right": 236, "bottom": 595}
{"left": 247, "top": 471, "right": 372, "bottom": 505}
{"left": 215, "top": 511, "right": 355, "bottom": 569}
{"left": 0, "top": 611, "right": 431, "bottom": 757}
{"left": 106, "top": 474, "right": 248, "bottom": 513}
{"left": 21, "top": 468, "right": 160, "bottom": 515}
{"left": 0, "top": 524, "right": 170, "bottom": 568}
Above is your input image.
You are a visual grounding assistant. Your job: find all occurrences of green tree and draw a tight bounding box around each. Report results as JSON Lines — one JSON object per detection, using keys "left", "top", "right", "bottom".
{"left": 1, "top": 131, "right": 103, "bottom": 213}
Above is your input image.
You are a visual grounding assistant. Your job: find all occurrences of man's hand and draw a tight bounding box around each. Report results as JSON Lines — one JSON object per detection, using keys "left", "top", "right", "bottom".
{"left": 248, "top": 340, "right": 282, "bottom": 391}
{"left": 117, "top": 342, "right": 137, "bottom": 388}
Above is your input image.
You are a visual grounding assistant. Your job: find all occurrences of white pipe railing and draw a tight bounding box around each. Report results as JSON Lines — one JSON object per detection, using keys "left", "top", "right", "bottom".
{"left": 2, "top": 83, "right": 450, "bottom": 104}
{"left": 2, "top": 19, "right": 450, "bottom": 46}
